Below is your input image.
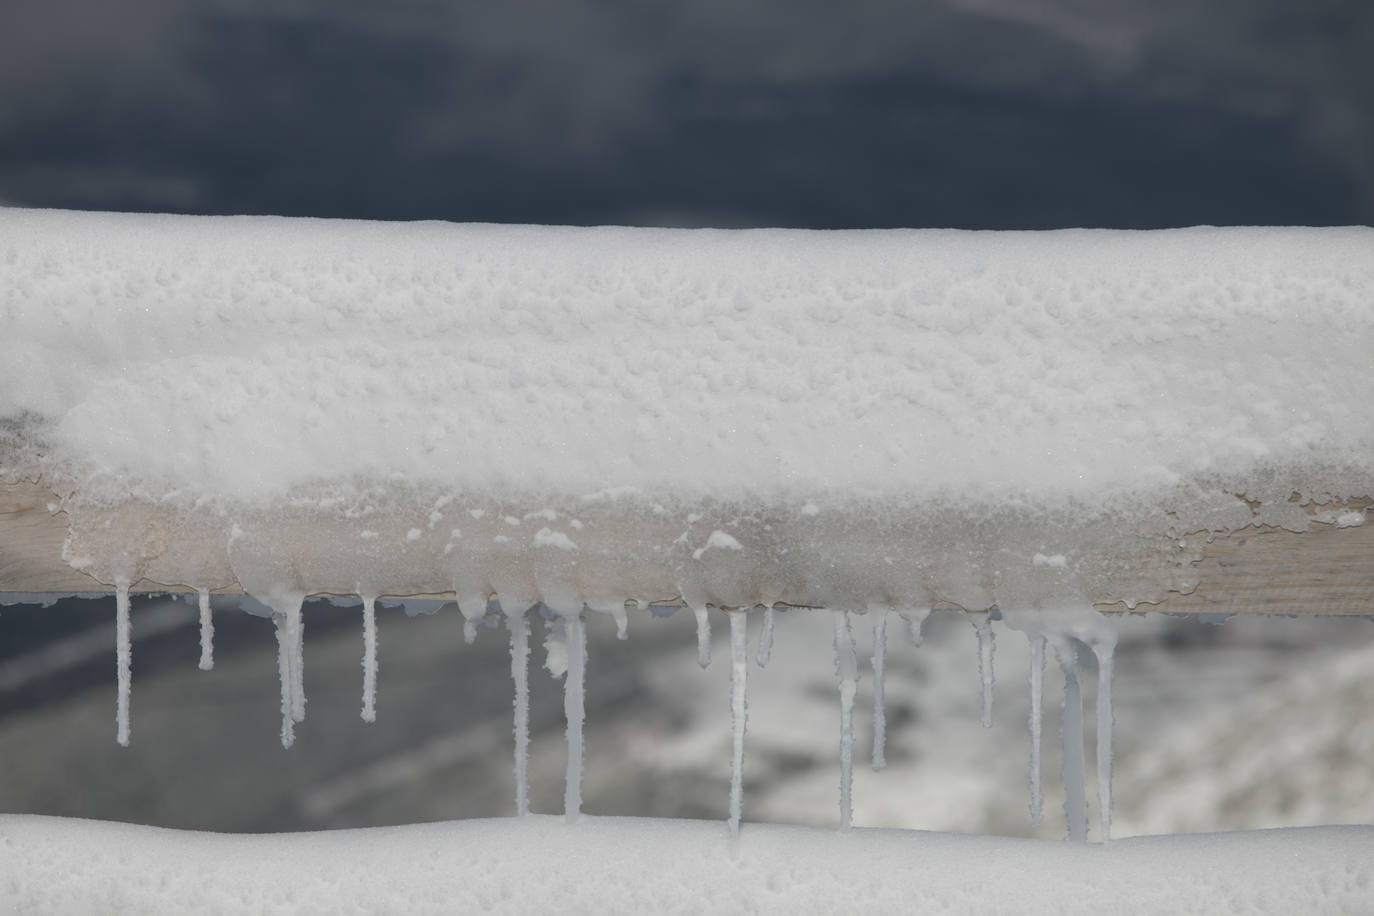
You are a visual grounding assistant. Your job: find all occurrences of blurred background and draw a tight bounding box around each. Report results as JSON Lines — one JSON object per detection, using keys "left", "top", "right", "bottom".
{"left": 2, "top": 0, "right": 1373, "bottom": 838}
{"left": 1, "top": 0, "right": 1372, "bottom": 228}
{"left": 1, "top": 597, "right": 1372, "bottom": 839}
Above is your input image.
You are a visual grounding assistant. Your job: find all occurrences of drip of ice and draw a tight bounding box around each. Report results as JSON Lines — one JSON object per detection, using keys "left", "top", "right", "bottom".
{"left": 1027, "top": 633, "right": 1046, "bottom": 828}
{"left": 831, "top": 609, "right": 858, "bottom": 830}
{"left": 114, "top": 579, "right": 131, "bottom": 747}
{"left": 728, "top": 610, "right": 749, "bottom": 837}
{"left": 289, "top": 600, "right": 306, "bottom": 724}
{"left": 197, "top": 588, "right": 214, "bottom": 671}
{"left": 900, "top": 608, "right": 931, "bottom": 647}
{"left": 507, "top": 607, "right": 531, "bottom": 816}
{"left": 612, "top": 604, "right": 629, "bottom": 640}
{"left": 1094, "top": 638, "right": 1117, "bottom": 843}
{"left": 869, "top": 605, "right": 889, "bottom": 771}
{"left": 972, "top": 614, "right": 996, "bottom": 728}
{"left": 563, "top": 611, "right": 587, "bottom": 823}
{"left": 693, "top": 605, "right": 711, "bottom": 668}
{"left": 273, "top": 612, "right": 295, "bottom": 748}
{"left": 756, "top": 605, "right": 775, "bottom": 667}
{"left": 1055, "top": 638, "right": 1087, "bottom": 843}
{"left": 360, "top": 595, "right": 378, "bottom": 723}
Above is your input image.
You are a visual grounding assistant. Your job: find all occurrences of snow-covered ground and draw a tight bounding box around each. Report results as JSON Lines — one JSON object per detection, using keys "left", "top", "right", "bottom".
{"left": 4, "top": 813, "right": 1372, "bottom": 915}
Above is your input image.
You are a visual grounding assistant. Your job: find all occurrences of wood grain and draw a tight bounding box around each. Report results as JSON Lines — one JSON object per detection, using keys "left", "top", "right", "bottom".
{"left": 2, "top": 479, "right": 1371, "bottom": 614}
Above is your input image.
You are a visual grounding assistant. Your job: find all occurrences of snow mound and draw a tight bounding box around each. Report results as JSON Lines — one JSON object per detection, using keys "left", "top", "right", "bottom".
{"left": 2, "top": 814, "right": 1370, "bottom": 916}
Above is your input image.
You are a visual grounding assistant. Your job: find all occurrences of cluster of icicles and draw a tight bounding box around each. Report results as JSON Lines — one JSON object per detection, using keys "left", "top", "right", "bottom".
{"left": 110, "top": 581, "right": 1118, "bottom": 843}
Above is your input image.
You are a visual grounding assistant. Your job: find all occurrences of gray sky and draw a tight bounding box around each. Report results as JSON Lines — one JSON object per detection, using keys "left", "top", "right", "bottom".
{"left": 1, "top": 0, "right": 1370, "bottom": 227}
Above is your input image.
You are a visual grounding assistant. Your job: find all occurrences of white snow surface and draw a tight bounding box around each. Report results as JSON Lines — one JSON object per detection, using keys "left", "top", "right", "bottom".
{"left": 2, "top": 814, "right": 1371, "bottom": 915}
{"left": 2, "top": 208, "right": 1372, "bottom": 607}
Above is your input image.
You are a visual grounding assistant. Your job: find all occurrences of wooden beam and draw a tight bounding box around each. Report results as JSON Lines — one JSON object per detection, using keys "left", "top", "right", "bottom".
{"left": 2, "top": 479, "right": 1370, "bottom": 614}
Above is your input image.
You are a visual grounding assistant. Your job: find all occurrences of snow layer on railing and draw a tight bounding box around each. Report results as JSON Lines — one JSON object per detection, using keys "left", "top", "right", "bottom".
{"left": 2, "top": 208, "right": 1371, "bottom": 616}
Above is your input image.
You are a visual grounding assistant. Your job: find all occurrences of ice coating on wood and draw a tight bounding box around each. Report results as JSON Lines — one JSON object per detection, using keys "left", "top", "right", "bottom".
{"left": 114, "top": 579, "right": 130, "bottom": 747}
{"left": 728, "top": 610, "right": 748, "bottom": 838}
{"left": 832, "top": 610, "right": 858, "bottom": 830}
{"left": 196, "top": 588, "right": 214, "bottom": 671}
{"left": 4, "top": 211, "right": 1372, "bottom": 614}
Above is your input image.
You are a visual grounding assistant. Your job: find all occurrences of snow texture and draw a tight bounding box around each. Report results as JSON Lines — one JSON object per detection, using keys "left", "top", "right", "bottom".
{"left": 2, "top": 209, "right": 1372, "bottom": 616}
{"left": 3, "top": 814, "right": 1371, "bottom": 916}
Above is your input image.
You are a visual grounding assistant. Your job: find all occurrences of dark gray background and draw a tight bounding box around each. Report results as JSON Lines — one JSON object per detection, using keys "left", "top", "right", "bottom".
{"left": 3, "top": 0, "right": 1371, "bottom": 228}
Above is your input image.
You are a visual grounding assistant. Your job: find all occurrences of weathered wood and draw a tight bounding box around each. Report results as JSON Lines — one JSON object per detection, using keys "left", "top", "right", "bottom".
{"left": 2, "top": 479, "right": 1370, "bottom": 614}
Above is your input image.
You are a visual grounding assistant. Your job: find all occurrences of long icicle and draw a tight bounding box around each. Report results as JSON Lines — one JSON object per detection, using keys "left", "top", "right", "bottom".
{"left": 115, "top": 579, "right": 131, "bottom": 747}
{"left": 832, "top": 609, "right": 858, "bottom": 830}
{"left": 973, "top": 614, "right": 996, "bottom": 728}
{"left": 564, "top": 611, "right": 587, "bottom": 823}
{"left": 360, "top": 595, "right": 378, "bottom": 723}
{"left": 1057, "top": 639, "right": 1087, "bottom": 842}
{"left": 693, "top": 605, "right": 712, "bottom": 668}
{"left": 871, "top": 606, "right": 889, "bottom": 771}
{"left": 274, "top": 611, "right": 295, "bottom": 748}
{"left": 728, "top": 610, "right": 749, "bottom": 837}
{"left": 289, "top": 597, "right": 306, "bottom": 724}
{"left": 1028, "top": 633, "right": 1046, "bottom": 828}
{"left": 1094, "top": 640, "right": 1116, "bottom": 843}
{"left": 197, "top": 588, "right": 214, "bottom": 671}
{"left": 508, "top": 607, "right": 531, "bottom": 816}
{"left": 756, "top": 605, "right": 775, "bottom": 667}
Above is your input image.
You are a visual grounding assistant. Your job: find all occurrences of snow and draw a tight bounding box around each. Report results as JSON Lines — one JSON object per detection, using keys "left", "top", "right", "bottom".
{"left": 2, "top": 209, "right": 1371, "bottom": 616}
{"left": 2, "top": 814, "right": 1372, "bottom": 916}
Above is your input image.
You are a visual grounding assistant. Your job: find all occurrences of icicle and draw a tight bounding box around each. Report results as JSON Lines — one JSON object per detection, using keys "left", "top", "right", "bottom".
{"left": 693, "top": 605, "right": 711, "bottom": 668}
{"left": 273, "top": 612, "right": 295, "bottom": 748}
{"left": 832, "top": 609, "right": 858, "bottom": 830}
{"left": 115, "top": 579, "right": 131, "bottom": 747}
{"left": 1027, "top": 633, "right": 1046, "bottom": 828}
{"left": 1056, "top": 639, "right": 1087, "bottom": 842}
{"left": 508, "top": 608, "right": 531, "bottom": 816}
{"left": 563, "top": 611, "right": 587, "bottom": 823}
{"left": 900, "top": 608, "right": 931, "bottom": 647}
{"left": 612, "top": 604, "right": 629, "bottom": 640}
{"left": 197, "top": 588, "right": 214, "bottom": 671}
{"left": 755, "top": 605, "right": 775, "bottom": 667}
{"left": 728, "top": 610, "right": 749, "bottom": 837}
{"left": 973, "top": 614, "right": 996, "bottom": 728}
{"left": 870, "top": 606, "right": 889, "bottom": 771}
{"left": 1094, "top": 640, "right": 1116, "bottom": 843}
{"left": 360, "top": 595, "right": 378, "bottom": 723}
{"left": 288, "top": 598, "right": 306, "bottom": 724}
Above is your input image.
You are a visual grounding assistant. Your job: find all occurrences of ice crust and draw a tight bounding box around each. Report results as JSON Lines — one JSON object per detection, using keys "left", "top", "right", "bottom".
{"left": 3, "top": 814, "right": 1372, "bottom": 916}
{"left": 2, "top": 209, "right": 1372, "bottom": 615}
